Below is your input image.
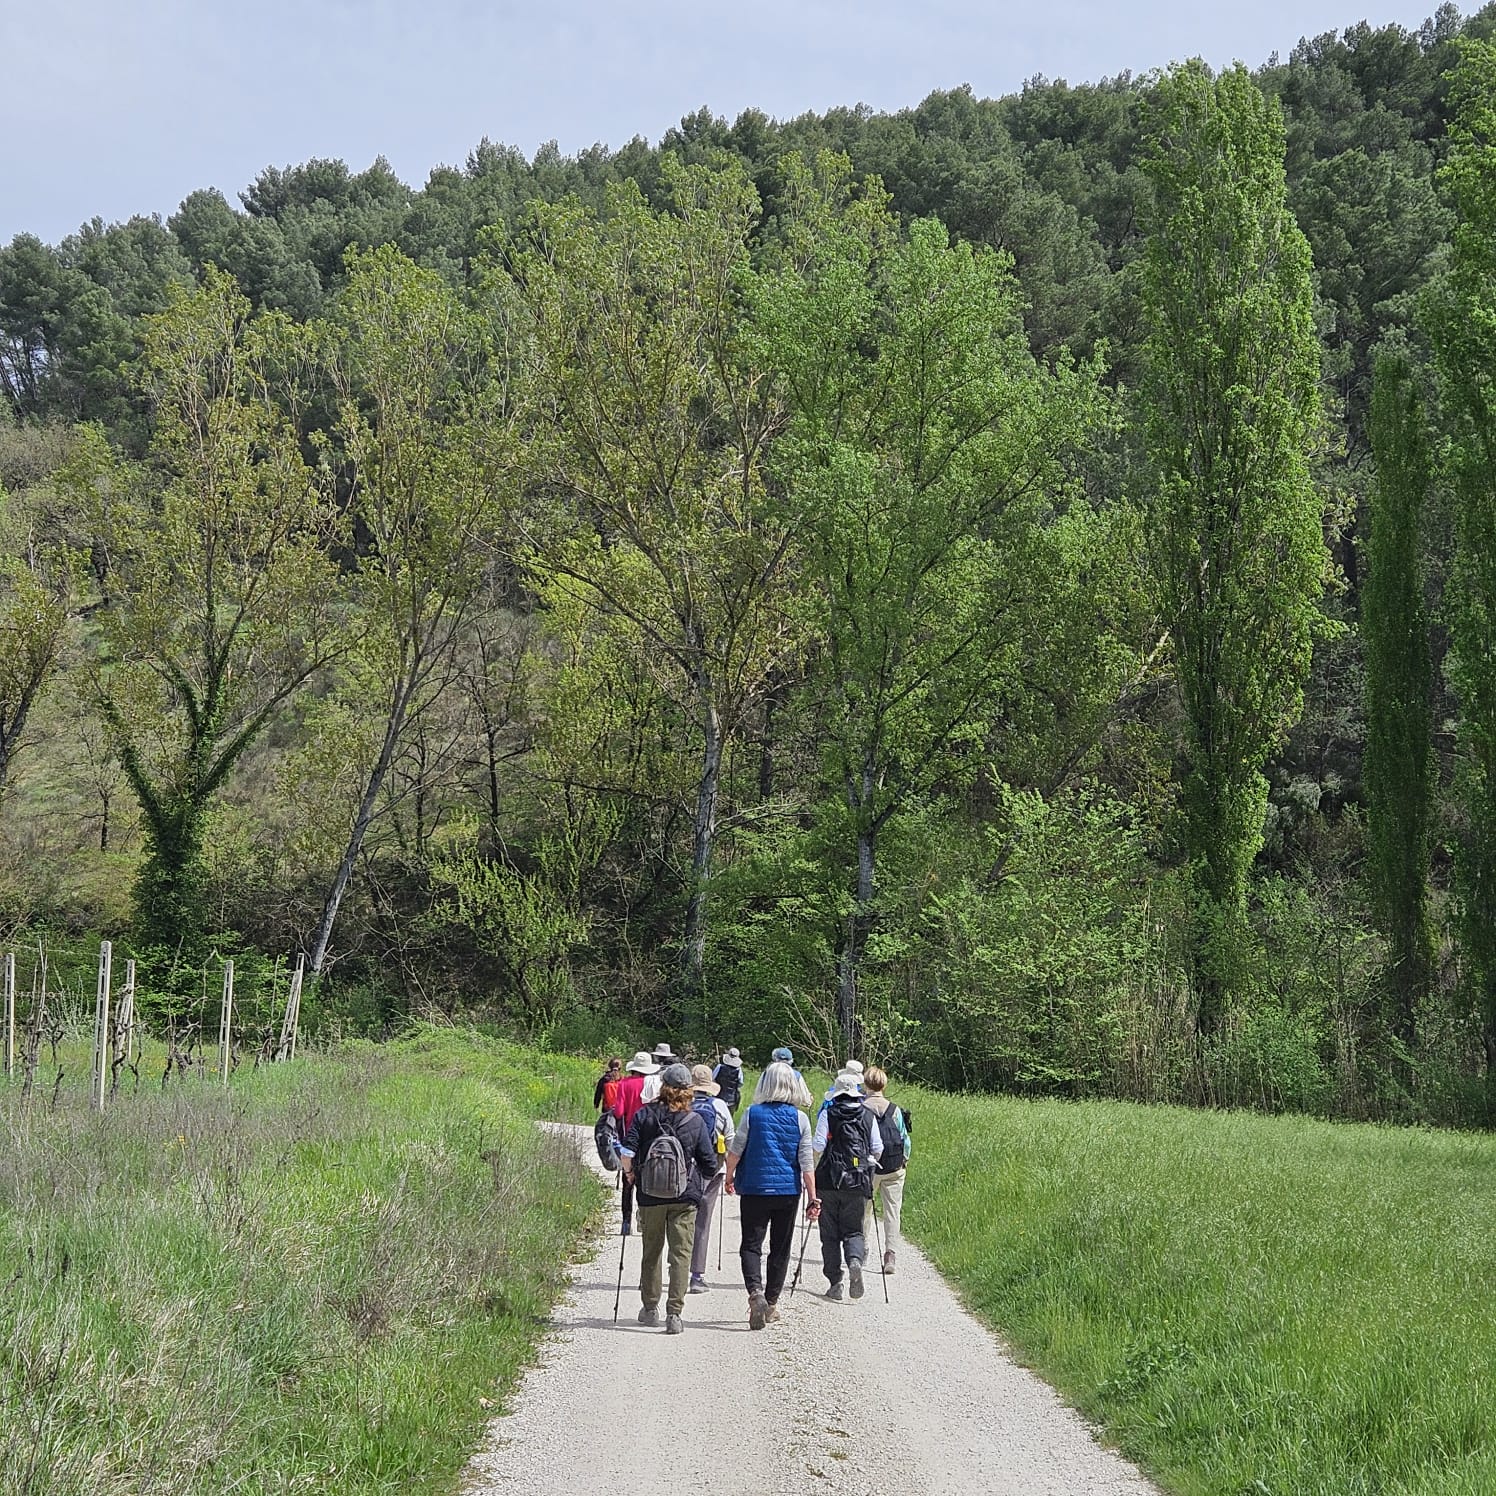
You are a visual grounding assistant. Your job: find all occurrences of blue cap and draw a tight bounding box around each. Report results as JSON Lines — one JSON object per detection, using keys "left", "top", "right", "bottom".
{"left": 771, "top": 1047, "right": 793, "bottom": 1064}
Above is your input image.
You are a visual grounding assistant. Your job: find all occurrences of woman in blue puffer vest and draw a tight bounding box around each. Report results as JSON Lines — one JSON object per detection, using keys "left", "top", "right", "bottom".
{"left": 724, "top": 1061, "right": 818, "bottom": 1330}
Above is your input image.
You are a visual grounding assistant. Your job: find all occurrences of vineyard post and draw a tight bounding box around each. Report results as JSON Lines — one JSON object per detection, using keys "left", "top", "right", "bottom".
{"left": 119, "top": 960, "right": 136, "bottom": 1066}
{"left": 92, "top": 940, "right": 112, "bottom": 1111}
{"left": 277, "top": 954, "right": 305, "bottom": 1062}
{"left": 3, "top": 951, "right": 14, "bottom": 1079}
{"left": 219, "top": 959, "right": 234, "bottom": 1086}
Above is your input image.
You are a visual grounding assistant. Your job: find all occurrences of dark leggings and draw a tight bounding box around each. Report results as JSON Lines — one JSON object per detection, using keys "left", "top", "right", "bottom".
{"left": 738, "top": 1193, "right": 800, "bottom": 1303}
{"left": 622, "top": 1174, "right": 635, "bottom": 1228}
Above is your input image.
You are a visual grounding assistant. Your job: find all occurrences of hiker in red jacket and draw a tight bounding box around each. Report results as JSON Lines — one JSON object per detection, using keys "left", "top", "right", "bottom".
{"left": 611, "top": 1051, "right": 659, "bottom": 1235}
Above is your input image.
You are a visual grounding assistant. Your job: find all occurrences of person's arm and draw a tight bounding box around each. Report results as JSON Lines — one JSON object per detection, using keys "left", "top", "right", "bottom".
{"left": 868, "top": 1116, "right": 884, "bottom": 1161}
{"left": 798, "top": 1112, "right": 819, "bottom": 1214}
{"left": 724, "top": 1107, "right": 750, "bottom": 1193}
{"left": 718, "top": 1100, "right": 736, "bottom": 1150}
{"left": 812, "top": 1108, "right": 829, "bottom": 1154}
{"left": 619, "top": 1108, "right": 651, "bottom": 1176}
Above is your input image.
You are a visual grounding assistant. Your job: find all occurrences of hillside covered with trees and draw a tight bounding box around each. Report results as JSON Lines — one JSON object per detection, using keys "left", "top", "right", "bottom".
{"left": 4, "top": 5, "right": 1496, "bottom": 1122}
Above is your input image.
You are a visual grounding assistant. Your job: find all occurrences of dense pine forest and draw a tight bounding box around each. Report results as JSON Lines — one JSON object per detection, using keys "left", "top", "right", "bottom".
{"left": 4, "top": 5, "right": 1496, "bottom": 1122}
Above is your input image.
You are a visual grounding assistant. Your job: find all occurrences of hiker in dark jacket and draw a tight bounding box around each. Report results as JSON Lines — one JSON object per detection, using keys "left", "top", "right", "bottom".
{"left": 593, "top": 1057, "right": 622, "bottom": 1111}
{"left": 619, "top": 1063, "right": 720, "bottom": 1334}
{"left": 712, "top": 1047, "right": 744, "bottom": 1111}
{"left": 724, "top": 1061, "right": 818, "bottom": 1330}
{"left": 812, "top": 1071, "right": 883, "bottom": 1301}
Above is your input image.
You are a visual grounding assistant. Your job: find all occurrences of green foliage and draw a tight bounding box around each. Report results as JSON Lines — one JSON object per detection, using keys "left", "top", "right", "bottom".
{"left": 1363, "top": 351, "right": 1436, "bottom": 1043}
{"left": 1140, "top": 63, "right": 1329, "bottom": 1028}
{"left": 0, "top": 1031, "right": 600, "bottom": 1494}
{"left": 909, "top": 1085, "right": 1496, "bottom": 1495}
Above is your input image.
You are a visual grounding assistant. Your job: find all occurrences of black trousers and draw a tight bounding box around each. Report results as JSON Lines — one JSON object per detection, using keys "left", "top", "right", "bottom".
{"left": 622, "top": 1174, "right": 635, "bottom": 1229}
{"left": 738, "top": 1193, "right": 799, "bottom": 1303}
{"left": 818, "top": 1188, "right": 868, "bottom": 1281}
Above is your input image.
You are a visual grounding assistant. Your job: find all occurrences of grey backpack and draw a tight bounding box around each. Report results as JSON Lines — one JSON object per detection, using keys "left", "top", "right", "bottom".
{"left": 640, "top": 1114, "right": 689, "bottom": 1198}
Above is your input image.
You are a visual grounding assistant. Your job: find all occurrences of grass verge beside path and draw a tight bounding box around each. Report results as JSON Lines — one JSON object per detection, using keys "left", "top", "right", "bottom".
{"left": 0, "top": 1027, "right": 602, "bottom": 1495}
{"left": 904, "top": 1090, "right": 1496, "bottom": 1496}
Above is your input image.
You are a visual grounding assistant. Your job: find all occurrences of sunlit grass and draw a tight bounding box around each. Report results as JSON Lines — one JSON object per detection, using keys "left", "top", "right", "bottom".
{"left": 0, "top": 1027, "right": 602, "bottom": 1495}
{"left": 905, "top": 1089, "right": 1496, "bottom": 1496}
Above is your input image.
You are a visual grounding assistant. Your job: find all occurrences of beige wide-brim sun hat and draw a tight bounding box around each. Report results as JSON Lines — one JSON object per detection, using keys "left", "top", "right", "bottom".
{"left": 625, "top": 1050, "right": 661, "bottom": 1075}
{"left": 690, "top": 1063, "right": 720, "bottom": 1095}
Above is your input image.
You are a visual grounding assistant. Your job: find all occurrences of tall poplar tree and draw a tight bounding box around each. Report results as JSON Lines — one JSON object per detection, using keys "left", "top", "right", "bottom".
{"left": 1428, "top": 39, "right": 1496, "bottom": 1107}
{"left": 1362, "top": 350, "right": 1435, "bottom": 1050}
{"left": 1139, "top": 62, "right": 1327, "bottom": 1034}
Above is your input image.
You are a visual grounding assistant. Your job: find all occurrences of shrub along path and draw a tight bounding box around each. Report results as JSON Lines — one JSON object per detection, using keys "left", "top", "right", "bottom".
{"left": 466, "top": 1126, "right": 1157, "bottom": 1496}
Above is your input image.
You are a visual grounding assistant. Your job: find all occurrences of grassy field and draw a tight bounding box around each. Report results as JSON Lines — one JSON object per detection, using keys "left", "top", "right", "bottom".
{"left": 903, "top": 1087, "right": 1496, "bottom": 1496}
{"left": 0, "top": 1027, "right": 602, "bottom": 1495}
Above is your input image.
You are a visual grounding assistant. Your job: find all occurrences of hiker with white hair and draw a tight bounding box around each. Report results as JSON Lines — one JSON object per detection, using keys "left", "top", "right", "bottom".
{"left": 618, "top": 1062, "right": 721, "bottom": 1335}
{"left": 812, "top": 1070, "right": 883, "bottom": 1300}
{"left": 610, "top": 1051, "right": 660, "bottom": 1236}
{"left": 724, "top": 1060, "right": 818, "bottom": 1329}
{"left": 687, "top": 1064, "right": 735, "bottom": 1293}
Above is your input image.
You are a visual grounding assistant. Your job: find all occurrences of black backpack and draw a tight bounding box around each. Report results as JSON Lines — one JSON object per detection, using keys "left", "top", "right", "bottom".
{"left": 875, "top": 1101, "right": 908, "bottom": 1174}
{"left": 594, "top": 1111, "right": 621, "bottom": 1172}
{"left": 816, "top": 1097, "right": 875, "bottom": 1198}
{"left": 714, "top": 1063, "right": 742, "bottom": 1109}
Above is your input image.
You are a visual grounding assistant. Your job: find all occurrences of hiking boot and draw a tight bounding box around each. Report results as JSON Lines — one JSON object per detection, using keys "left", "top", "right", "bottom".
{"left": 825, "top": 1279, "right": 845, "bottom": 1302}
{"left": 883, "top": 1249, "right": 896, "bottom": 1274}
{"left": 664, "top": 1314, "right": 684, "bottom": 1335}
{"left": 765, "top": 1303, "right": 781, "bottom": 1324}
{"left": 848, "top": 1260, "right": 865, "bottom": 1299}
{"left": 637, "top": 1304, "right": 659, "bottom": 1326}
{"left": 688, "top": 1275, "right": 709, "bottom": 1294}
{"left": 748, "top": 1291, "right": 769, "bottom": 1330}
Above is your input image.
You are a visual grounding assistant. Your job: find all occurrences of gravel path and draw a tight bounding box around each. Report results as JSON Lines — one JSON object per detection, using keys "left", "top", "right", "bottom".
{"left": 465, "top": 1125, "right": 1160, "bottom": 1496}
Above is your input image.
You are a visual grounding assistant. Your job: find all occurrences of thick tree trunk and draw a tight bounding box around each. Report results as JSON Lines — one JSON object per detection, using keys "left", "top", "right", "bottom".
{"left": 307, "top": 686, "right": 412, "bottom": 976}
{"left": 678, "top": 694, "right": 722, "bottom": 1008}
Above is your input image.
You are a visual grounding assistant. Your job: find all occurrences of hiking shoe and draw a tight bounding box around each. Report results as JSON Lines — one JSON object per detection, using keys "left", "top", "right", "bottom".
{"left": 748, "top": 1292, "right": 769, "bottom": 1330}
{"left": 688, "top": 1275, "right": 709, "bottom": 1294}
{"left": 664, "top": 1314, "right": 684, "bottom": 1335}
{"left": 883, "top": 1249, "right": 896, "bottom": 1274}
{"left": 637, "top": 1304, "right": 659, "bottom": 1326}
{"left": 825, "top": 1280, "right": 845, "bottom": 1302}
{"left": 848, "top": 1260, "right": 865, "bottom": 1299}
{"left": 765, "top": 1303, "right": 781, "bottom": 1324}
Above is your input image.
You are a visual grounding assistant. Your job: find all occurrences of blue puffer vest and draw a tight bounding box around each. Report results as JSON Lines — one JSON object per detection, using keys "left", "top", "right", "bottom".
{"left": 735, "top": 1102, "right": 802, "bottom": 1196}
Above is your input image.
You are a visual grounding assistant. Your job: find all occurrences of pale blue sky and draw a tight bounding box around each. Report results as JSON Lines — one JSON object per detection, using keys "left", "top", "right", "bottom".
{"left": 1, "top": 0, "right": 1450, "bottom": 244}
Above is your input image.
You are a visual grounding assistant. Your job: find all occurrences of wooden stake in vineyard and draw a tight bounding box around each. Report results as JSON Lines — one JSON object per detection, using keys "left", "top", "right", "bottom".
{"left": 110, "top": 958, "right": 137, "bottom": 1096}
{"left": 91, "top": 940, "right": 112, "bottom": 1112}
{"left": 3, "top": 951, "right": 14, "bottom": 1080}
{"left": 219, "top": 959, "right": 234, "bottom": 1086}
{"left": 276, "top": 955, "right": 305, "bottom": 1062}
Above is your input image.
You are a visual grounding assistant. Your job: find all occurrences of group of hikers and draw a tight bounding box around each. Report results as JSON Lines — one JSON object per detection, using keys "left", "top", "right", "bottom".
{"left": 593, "top": 1042, "right": 912, "bottom": 1336}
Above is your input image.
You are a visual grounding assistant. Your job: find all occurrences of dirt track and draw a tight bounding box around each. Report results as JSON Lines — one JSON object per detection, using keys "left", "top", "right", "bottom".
{"left": 464, "top": 1126, "right": 1160, "bottom": 1496}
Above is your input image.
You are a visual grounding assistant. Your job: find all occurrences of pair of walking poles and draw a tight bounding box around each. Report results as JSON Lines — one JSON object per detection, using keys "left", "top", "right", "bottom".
{"left": 788, "top": 1192, "right": 891, "bottom": 1303}
{"left": 611, "top": 1172, "right": 730, "bottom": 1323}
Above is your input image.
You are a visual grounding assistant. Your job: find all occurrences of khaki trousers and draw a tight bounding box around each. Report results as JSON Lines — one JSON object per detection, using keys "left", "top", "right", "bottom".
{"left": 864, "top": 1167, "right": 905, "bottom": 1255}
{"left": 639, "top": 1202, "right": 697, "bottom": 1316}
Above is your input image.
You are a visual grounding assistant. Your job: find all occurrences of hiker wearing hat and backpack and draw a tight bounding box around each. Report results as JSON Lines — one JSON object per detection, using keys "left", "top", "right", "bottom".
{"left": 618, "top": 1062, "right": 721, "bottom": 1334}
{"left": 639, "top": 1042, "right": 679, "bottom": 1105}
{"left": 862, "top": 1066, "right": 911, "bottom": 1274}
{"left": 687, "top": 1064, "right": 735, "bottom": 1293}
{"left": 611, "top": 1052, "right": 660, "bottom": 1235}
{"left": 712, "top": 1047, "right": 744, "bottom": 1112}
{"left": 812, "top": 1071, "right": 883, "bottom": 1301}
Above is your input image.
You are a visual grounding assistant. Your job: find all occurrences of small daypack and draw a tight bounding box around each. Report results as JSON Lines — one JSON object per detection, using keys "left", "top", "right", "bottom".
{"left": 816, "top": 1097, "right": 875, "bottom": 1198}
{"left": 594, "top": 1110, "right": 621, "bottom": 1172}
{"left": 875, "top": 1101, "right": 907, "bottom": 1174}
{"left": 639, "top": 1112, "right": 689, "bottom": 1199}
{"left": 691, "top": 1095, "right": 727, "bottom": 1168}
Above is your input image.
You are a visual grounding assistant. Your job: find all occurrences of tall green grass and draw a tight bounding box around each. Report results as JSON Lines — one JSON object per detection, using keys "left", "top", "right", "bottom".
{"left": 0, "top": 1027, "right": 602, "bottom": 1495}
{"left": 905, "top": 1089, "right": 1496, "bottom": 1496}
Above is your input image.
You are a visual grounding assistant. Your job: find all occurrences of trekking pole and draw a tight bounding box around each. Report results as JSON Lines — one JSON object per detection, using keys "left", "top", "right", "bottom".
{"left": 869, "top": 1190, "right": 890, "bottom": 1304}
{"left": 612, "top": 1217, "right": 628, "bottom": 1324}
{"left": 788, "top": 1206, "right": 815, "bottom": 1299}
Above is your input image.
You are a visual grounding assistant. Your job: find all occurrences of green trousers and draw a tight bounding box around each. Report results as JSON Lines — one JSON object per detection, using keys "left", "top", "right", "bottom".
{"left": 639, "top": 1202, "right": 698, "bottom": 1317}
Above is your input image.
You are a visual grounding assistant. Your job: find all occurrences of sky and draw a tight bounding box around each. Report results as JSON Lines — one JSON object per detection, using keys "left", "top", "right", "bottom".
{"left": 1, "top": 0, "right": 1451, "bottom": 245}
